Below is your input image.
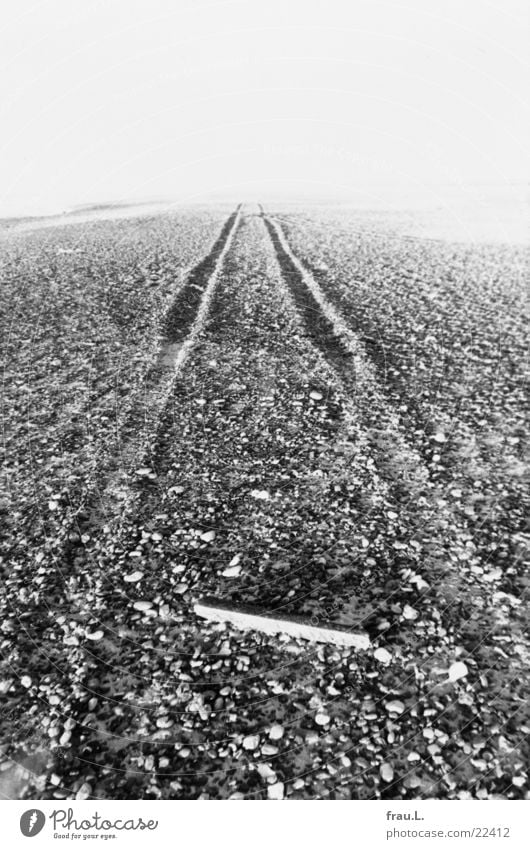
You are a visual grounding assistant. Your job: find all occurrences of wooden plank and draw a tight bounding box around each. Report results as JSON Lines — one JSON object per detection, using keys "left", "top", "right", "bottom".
{"left": 194, "top": 597, "right": 371, "bottom": 649}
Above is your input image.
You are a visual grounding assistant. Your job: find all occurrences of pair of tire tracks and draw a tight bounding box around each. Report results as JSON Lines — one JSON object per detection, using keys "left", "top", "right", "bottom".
{"left": 126, "top": 207, "right": 526, "bottom": 792}
{"left": 16, "top": 203, "right": 513, "bottom": 658}
{"left": 132, "top": 204, "right": 457, "bottom": 626}
{"left": 131, "top": 201, "right": 504, "bottom": 623}
{"left": 85, "top": 208, "right": 528, "bottom": 797}
{"left": 5, "top": 204, "right": 523, "bottom": 799}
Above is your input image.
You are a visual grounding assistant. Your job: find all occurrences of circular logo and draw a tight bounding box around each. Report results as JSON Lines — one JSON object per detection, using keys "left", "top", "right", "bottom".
{"left": 20, "top": 810, "right": 46, "bottom": 837}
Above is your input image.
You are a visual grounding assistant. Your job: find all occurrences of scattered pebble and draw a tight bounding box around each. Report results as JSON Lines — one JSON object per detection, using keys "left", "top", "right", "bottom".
{"left": 250, "top": 490, "right": 270, "bottom": 500}
{"left": 222, "top": 564, "right": 242, "bottom": 578}
{"left": 136, "top": 467, "right": 155, "bottom": 477}
{"left": 124, "top": 571, "right": 143, "bottom": 583}
{"left": 75, "top": 783, "right": 92, "bottom": 800}
{"left": 257, "top": 764, "right": 276, "bottom": 780}
{"left": 269, "top": 724, "right": 284, "bottom": 740}
{"left": 133, "top": 600, "right": 153, "bottom": 612}
{"left": 385, "top": 700, "right": 405, "bottom": 715}
{"left": 447, "top": 661, "right": 469, "bottom": 683}
{"left": 200, "top": 530, "right": 216, "bottom": 543}
{"left": 380, "top": 763, "right": 394, "bottom": 782}
{"left": 267, "top": 782, "right": 285, "bottom": 800}
{"left": 374, "top": 647, "right": 392, "bottom": 664}
{"left": 85, "top": 630, "right": 104, "bottom": 641}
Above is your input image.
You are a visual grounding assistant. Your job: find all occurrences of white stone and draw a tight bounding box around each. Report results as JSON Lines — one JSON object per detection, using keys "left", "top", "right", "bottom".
{"left": 374, "top": 647, "right": 392, "bottom": 664}
{"left": 242, "top": 735, "right": 260, "bottom": 751}
{"left": 447, "top": 661, "right": 469, "bottom": 683}
{"left": 133, "top": 600, "right": 153, "bottom": 611}
{"left": 200, "top": 530, "right": 216, "bottom": 542}
{"left": 222, "top": 565, "right": 242, "bottom": 578}
{"left": 385, "top": 700, "right": 405, "bottom": 714}
{"left": 380, "top": 763, "right": 394, "bottom": 782}
{"left": 269, "top": 724, "right": 284, "bottom": 740}
{"left": 267, "top": 782, "right": 285, "bottom": 800}
{"left": 257, "top": 764, "right": 276, "bottom": 780}
{"left": 124, "top": 571, "right": 143, "bottom": 583}
{"left": 250, "top": 490, "right": 270, "bottom": 500}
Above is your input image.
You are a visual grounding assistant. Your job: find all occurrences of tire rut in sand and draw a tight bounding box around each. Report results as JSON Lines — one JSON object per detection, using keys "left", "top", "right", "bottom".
{"left": 125, "top": 213, "right": 463, "bottom": 642}
{"left": 261, "top": 209, "right": 431, "bottom": 491}
{"left": 260, "top": 207, "right": 517, "bottom": 620}
{"left": 119, "top": 212, "right": 401, "bottom": 626}
{"left": 43, "top": 206, "right": 242, "bottom": 587}
{"left": 262, "top": 209, "right": 529, "bottom": 702}
{"left": 162, "top": 206, "right": 242, "bottom": 348}
{"left": 98, "top": 204, "right": 242, "bottom": 517}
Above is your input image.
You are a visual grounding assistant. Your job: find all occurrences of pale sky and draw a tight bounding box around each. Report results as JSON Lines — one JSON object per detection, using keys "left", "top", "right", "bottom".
{"left": 0, "top": 0, "right": 528, "bottom": 214}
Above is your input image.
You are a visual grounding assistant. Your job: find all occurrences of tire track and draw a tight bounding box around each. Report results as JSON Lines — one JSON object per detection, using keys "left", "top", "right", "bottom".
{"left": 0, "top": 206, "right": 243, "bottom": 780}
{"left": 260, "top": 206, "right": 494, "bottom": 505}
{"left": 260, "top": 210, "right": 530, "bottom": 764}
{"left": 260, "top": 206, "right": 467, "bottom": 469}
{"left": 3, "top": 205, "right": 242, "bottom": 657}
{"left": 264, "top": 211, "right": 530, "bottom": 644}
{"left": 127, "top": 204, "right": 242, "bottom": 424}
{"left": 103, "top": 203, "right": 243, "bottom": 524}
{"left": 127, "top": 211, "right": 404, "bottom": 621}
{"left": 162, "top": 205, "right": 242, "bottom": 352}
{"left": 260, "top": 207, "right": 507, "bottom": 606}
{"left": 261, "top": 208, "right": 432, "bottom": 491}
{"left": 98, "top": 204, "right": 242, "bottom": 518}
{"left": 265, "top": 213, "right": 529, "bottom": 577}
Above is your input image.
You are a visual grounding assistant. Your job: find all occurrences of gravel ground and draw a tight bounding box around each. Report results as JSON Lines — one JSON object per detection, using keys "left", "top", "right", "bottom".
{"left": 0, "top": 208, "right": 227, "bottom": 559}
{"left": 278, "top": 208, "right": 530, "bottom": 608}
{"left": 0, "top": 206, "right": 528, "bottom": 800}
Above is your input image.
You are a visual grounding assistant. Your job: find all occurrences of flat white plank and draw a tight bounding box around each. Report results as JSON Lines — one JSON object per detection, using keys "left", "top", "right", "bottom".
{"left": 194, "top": 601, "right": 371, "bottom": 649}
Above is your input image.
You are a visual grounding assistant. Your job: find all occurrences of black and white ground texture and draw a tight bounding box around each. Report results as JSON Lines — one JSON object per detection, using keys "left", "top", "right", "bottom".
{"left": 0, "top": 202, "right": 528, "bottom": 800}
